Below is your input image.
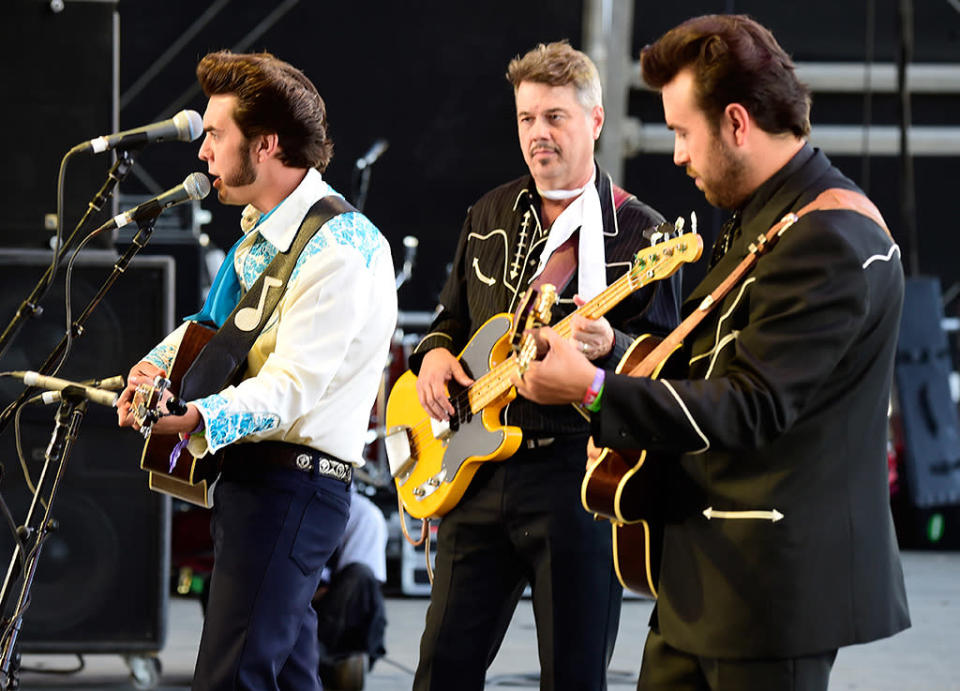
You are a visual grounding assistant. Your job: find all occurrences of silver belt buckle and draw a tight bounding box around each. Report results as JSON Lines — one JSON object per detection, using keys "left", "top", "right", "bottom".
{"left": 295, "top": 453, "right": 313, "bottom": 472}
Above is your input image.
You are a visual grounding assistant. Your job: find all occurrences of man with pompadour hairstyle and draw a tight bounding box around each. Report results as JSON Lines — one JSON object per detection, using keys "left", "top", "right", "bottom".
{"left": 118, "top": 50, "right": 396, "bottom": 690}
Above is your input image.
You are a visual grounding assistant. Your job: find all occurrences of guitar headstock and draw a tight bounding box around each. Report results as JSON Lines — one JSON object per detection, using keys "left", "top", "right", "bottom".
{"left": 512, "top": 284, "right": 558, "bottom": 374}
{"left": 132, "top": 375, "right": 172, "bottom": 438}
{"left": 511, "top": 283, "right": 558, "bottom": 352}
{"left": 628, "top": 218, "right": 704, "bottom": 286}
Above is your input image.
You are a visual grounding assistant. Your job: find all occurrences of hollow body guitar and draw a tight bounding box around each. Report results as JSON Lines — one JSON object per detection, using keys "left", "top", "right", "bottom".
{"left": 580, "top": 335, "right": 683, "bottom": 598}
{"left": 134, "top": 321, "right": 221, "bottom": 508}
{"left": 583, "top": 207, "right": 806, "bottom": 597}
{"left": 386, "top": 229, "right": 702, "bottom": 519}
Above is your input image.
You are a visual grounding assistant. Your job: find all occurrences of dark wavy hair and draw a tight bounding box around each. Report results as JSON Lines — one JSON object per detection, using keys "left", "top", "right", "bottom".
{"left": 197, "top": 50, "right": 333, "bottom": 171}
{"left": 640, "top": 14, "right": 810, "bottom": 137}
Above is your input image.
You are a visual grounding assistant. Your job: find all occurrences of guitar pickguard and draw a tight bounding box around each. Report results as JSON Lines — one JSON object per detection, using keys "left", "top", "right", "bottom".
{"left": 388, "top": 314, "right": 522, "bottom": 518}
{"left": 440, "top": 315, "right": 512, "bottom": 478}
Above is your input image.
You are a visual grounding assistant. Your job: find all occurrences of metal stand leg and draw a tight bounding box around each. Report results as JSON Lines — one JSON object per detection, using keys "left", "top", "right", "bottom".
{"left": 0, "top": 393, "right": 89, "bottom": 690}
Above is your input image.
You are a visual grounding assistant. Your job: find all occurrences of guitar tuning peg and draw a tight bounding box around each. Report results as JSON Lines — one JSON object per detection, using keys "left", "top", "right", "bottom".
{"left": 673, "top": 216, "right": 685, "bottom": 234}
{"left": 691, "top": 211, "right": 698, "bottom": 235}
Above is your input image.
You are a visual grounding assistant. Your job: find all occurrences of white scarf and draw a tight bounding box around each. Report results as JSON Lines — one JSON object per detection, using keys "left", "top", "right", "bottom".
{"left": 532, "top": 169, "right": 606, "bottom": 300}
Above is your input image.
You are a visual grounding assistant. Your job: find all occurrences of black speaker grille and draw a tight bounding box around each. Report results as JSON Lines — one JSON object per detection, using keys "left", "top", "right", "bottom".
{"left": 0, "top": 249, "right": 173, "bottom": 652}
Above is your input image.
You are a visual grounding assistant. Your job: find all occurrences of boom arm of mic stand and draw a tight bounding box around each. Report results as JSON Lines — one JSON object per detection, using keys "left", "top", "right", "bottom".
{"left": 0, "top": 215, "right": 158, "bottom": 437}
{"left": 0, "top": 148, "right": 139, "bottom": 360}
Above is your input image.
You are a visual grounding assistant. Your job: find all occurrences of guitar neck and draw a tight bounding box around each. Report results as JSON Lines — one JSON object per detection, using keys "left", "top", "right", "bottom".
{"left": 625, "top": 213, "right": 798, "bottom": 378}
{"left": 465, "top": 233, "right": 702, "bottom": 414}
{"left": 552, "top": 269, "right": 638, "bottom": 340}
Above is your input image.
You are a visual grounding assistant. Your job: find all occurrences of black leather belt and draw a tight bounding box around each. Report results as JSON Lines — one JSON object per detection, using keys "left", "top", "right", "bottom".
{"left": 222, "top": 441, "right": 352, "bottom": 484}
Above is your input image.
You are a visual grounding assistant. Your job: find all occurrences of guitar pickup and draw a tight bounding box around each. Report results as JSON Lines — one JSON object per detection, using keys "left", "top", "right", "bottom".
{"left": 430, "top": 417, "right": 451, "bottom": 442}
{"left": 385, "top": 426, "right": 416, "bottom": 480}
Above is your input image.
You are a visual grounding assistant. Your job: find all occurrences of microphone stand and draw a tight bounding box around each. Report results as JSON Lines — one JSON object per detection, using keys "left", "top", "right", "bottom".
{"left": 0, "top": 147, "right": 139, "bottom": 361}
{"left": 0, "top": 213, "right": 158, "bottom": 436}
{"left": 351, "top": 139, "right": 388, "bottom": 213}
{"left": 0, "top": 388, "right": 91, "bottom": 690}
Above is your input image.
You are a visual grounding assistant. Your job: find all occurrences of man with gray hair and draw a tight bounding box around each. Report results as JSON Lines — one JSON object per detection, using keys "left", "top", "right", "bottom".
{"left": 409, "top": 41, "right": 680, "bottom": 690}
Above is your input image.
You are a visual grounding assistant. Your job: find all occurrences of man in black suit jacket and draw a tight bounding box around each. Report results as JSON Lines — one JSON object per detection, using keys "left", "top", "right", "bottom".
{"left": 517, "top": 14, "right": 910, "bottom": 691}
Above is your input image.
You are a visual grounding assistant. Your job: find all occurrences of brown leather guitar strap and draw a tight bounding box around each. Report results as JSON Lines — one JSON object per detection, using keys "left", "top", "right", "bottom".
{"left": 624, "top": 187, "right": 891, "bottom": 378}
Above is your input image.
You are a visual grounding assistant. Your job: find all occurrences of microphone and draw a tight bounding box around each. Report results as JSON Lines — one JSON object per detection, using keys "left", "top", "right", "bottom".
{"left": 101, "top": 172, "right": 211, "bottom": 232}
{"left": 82, "top": 110, "right": 204, "bottom": 154}
{"left": 356, "top": 139, "right": 389, "bottom": 169}
{"left": 395, "top": 235, "right": 419, "bottom": 289}
{"left": 14, "top": 371, "right": 118, "bottom": 408}
{"left": 79, "top": 375, "right": 126, "bottom": 391}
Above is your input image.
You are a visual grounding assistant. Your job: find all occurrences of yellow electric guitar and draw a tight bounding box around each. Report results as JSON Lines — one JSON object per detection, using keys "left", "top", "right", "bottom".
{"left": 385, "top": 228, "right": 703, "bottom": 519}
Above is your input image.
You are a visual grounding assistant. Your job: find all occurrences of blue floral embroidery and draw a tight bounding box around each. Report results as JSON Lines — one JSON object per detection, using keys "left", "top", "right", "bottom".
{"left": 328, "top": 212, "right": 383, "bottom": 267}
{"left": 195, "top": 393, "right": 279, "bottom": 452}
{"left": 291, "top": 212, "right": 382, "bottom": 282}
{"left": 240, "top": 234, "right": 278, "bottom": 290}
{"left": 143, "top": 344, "right": 176, "bottom": 372}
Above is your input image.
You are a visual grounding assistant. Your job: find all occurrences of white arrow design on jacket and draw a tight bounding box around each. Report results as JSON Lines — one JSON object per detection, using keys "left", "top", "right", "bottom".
{"left": 702, "top": 507, "right": 784, "bottom": 522}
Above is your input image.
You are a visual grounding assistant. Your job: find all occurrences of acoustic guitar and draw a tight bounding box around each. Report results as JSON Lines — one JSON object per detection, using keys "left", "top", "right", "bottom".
{"left": 132, "top": 321, "right": 220, "bottom": 508}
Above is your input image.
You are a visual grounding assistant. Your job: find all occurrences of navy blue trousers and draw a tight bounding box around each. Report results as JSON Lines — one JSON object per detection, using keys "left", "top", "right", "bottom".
{"left": 192, "top": 460, "right": 351, "bottom": 691}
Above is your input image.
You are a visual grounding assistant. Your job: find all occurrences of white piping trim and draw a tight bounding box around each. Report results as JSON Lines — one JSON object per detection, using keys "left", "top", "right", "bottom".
{"left": 467, "top": 228, "right": 517, "bottom": 295}
{"left": 690, "top": 278, "right": 755, "bottom": 366}
{"left": 415, "top": 332, "right": 453, "bottom": 351}
{"left": 512, "top": 189, "right": 528, "bottom": 211}
{"left": 660, "top": 380, "right": 710, "bottom": 454}
{"left": 472, "top": 258, "right": 496, "bottom": 285}
{"left": 862, "top": 244, "right": 901, "bottom": 269}
{"left": 603, "top": 170, "right": 619, "bottom": 237}
{"left": 704, "top": 331, "right": 739, "bottom": 379}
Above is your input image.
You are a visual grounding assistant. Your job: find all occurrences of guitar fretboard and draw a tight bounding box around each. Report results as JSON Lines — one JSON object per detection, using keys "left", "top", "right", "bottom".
{"left": 465, "top": 242, "right": 688, "bottom": 415}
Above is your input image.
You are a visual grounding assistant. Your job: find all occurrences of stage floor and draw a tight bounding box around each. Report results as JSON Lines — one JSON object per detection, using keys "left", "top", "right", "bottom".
{"left": 16, "top": 550, "right": 960, "bottom": 690}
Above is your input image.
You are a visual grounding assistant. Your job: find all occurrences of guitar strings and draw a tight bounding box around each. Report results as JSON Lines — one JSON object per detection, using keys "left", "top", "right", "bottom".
{"left": 403, "top": 245, "right": 687, "bottom": 453}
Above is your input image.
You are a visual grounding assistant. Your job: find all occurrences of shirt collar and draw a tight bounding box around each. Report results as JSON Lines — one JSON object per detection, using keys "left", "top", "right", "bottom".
{"left": 738, "top": 142, "right": 815, "bottom": 229}
{"left": 238, "top": 168, "right": 331, "bottom": 252}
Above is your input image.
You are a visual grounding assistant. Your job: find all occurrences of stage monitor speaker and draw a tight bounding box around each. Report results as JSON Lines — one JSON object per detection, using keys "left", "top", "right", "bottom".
{"left": 0, "top": 248, "right": 173, "bottom": 652}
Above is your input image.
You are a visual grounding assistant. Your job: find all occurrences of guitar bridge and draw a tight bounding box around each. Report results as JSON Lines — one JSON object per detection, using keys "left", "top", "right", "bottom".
{"left": 413, "top": 469, "right": 448, "bottom": 499}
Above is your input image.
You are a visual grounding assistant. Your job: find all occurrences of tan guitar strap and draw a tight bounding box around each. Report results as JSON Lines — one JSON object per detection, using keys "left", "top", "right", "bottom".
{"left": 796, "top": 187, "right": 891, "bottom": 239}
{"left": 626, "top": 187, "right": 892, "bottom": 378}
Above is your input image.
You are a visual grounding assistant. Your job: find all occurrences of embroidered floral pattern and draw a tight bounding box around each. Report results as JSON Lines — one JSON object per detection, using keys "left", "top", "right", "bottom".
{"left": 194, "top": 393, "right": 280, "bottom": 453}
{"left": 240, "top": 234, "right": 278, "bottom": 290}
{"left": 143, "top": 344, "right": 176, "bottom": 373}
{"left": 290, "top": 212, "right": 382, "bottom": 281}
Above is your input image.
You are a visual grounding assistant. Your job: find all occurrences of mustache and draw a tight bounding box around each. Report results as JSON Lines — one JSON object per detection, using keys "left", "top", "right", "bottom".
{"left": 529, "top": 141, "right": 559, "bottom": 156}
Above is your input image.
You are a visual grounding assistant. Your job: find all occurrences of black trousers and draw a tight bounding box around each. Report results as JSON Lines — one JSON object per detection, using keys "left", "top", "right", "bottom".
{"left": 413, "top": 437, "right": 623, "bottom": 691}
{"left": 314, "top": 562, "right": 387, "bottom": 668}
{"left": 637, "top": 627, "right": 837, "bottom": 691}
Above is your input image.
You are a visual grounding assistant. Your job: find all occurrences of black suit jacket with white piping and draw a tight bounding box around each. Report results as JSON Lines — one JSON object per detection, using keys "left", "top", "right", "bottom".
{"left": 594, "top": 145, "right": 911, "bottom": 658}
